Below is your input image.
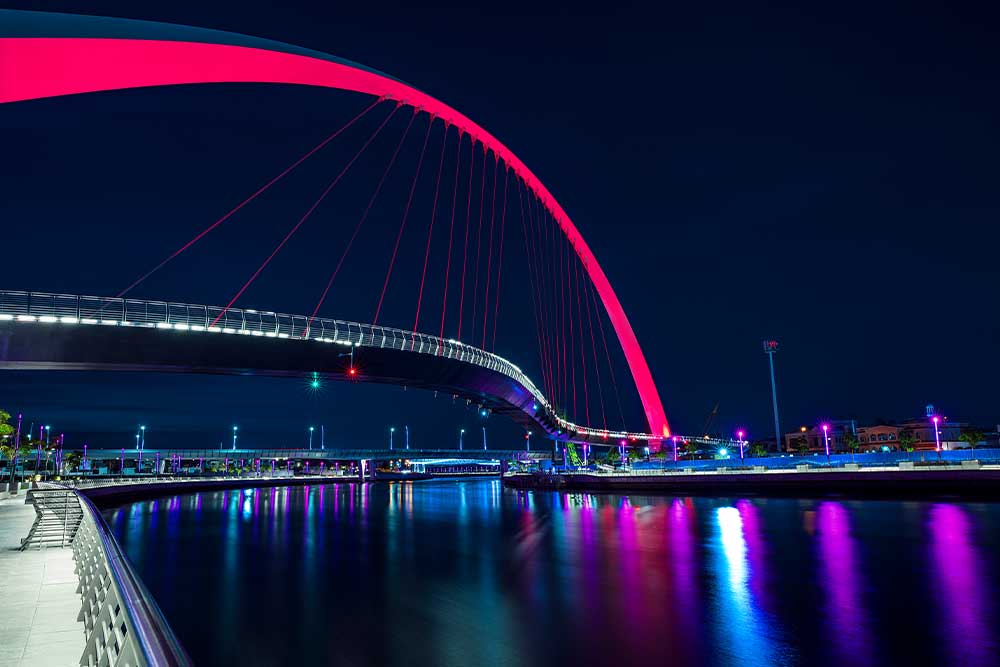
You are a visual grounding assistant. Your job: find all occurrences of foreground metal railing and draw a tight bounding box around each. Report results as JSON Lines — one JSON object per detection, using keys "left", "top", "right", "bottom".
{"left": 0, "top": 289, "right": 670, "bottom": 443}
{"left": 73, "top": 490, "right": 192, "bottom": 667}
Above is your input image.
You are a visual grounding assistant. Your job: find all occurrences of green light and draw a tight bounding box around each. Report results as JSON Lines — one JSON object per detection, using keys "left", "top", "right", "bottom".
{"left": 311, "top": 379, "right": 320, "bottom": 389}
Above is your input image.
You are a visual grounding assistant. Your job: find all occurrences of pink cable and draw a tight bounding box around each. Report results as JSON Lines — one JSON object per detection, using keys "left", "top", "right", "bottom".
{"left": 490, "top": 165, "right": 509, "bottom": 351}
{"left": 305, "top": 104, "right": 410, "bottom": 333}
{"left": 438, "top": 131, "right": 464, "bottom": 342}
{"left": 414, "top": 124, "right": 450, "bottom": 333}
{"left": 456, "top": 141, "right": 476, "bottom": 341}
{"left": 481, "top": 154, "right": 499, "bottom": 348}
{"left": 373, "top": 114, "right": 434, "bottom": 325}
{"left": 210, "top": 102, "right": 393, "bottom": 329}
{"left": 117, "top": 98, "right": 383, "bottom": 298}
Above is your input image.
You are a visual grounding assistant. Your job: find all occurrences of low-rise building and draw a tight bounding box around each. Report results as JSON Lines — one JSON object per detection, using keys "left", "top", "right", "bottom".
{"left": 784, "top": 420, "right": 857, "bottom": 453}
{"left": 856, "top": 424, "right": 899, "bottom": 450}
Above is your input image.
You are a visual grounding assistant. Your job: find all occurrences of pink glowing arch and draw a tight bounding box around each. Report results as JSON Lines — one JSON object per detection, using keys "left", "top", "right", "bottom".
{"left": 0, "top": 23, "right": 670, "bottom": 437}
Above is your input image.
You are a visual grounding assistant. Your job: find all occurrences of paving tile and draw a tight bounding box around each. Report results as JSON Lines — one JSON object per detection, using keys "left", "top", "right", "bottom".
{"left": 25, "top": 628, "right": 85, "bottom": 648}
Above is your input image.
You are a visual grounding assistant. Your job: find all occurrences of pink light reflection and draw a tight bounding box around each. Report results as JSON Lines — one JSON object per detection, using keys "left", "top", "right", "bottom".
{"left": 928, "top": 504, "right": 996, "bottom": 666}
{"left": 816, "top": 502, "right": 874, "bottom": 667}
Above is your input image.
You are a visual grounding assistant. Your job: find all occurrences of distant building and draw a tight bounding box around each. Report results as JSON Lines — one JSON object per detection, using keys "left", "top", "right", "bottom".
{"left": 784, "top": 420, "right": 856, "bottom": 453}
{"left": 856, "top": 424, "right": 899, "bottom": 450}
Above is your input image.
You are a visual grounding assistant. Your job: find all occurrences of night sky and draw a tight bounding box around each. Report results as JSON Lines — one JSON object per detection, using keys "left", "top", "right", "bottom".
{"left": 2, "top": 1, "right": 998, "bottom": 449}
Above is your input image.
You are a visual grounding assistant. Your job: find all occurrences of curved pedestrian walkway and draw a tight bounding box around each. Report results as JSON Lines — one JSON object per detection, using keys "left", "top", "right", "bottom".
{"left": 0, "top": 490, "right": 85, "bottom": 667}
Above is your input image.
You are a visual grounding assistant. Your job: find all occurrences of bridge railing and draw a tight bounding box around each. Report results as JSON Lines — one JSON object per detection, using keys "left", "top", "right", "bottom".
{"left": 1, "top": 290, "right": 668, "bottom": 443}
{"left": 73, "top": 488, "right": 193, "bottom": 666}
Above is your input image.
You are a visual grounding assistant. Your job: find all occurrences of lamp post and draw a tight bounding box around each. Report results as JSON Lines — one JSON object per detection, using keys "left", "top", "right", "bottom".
{"left": 932, "top": 415, "right": 942, "bottom": 459}
{"left": 459, "top": 428, "right": 464, "bottom": 451}
{"left": 405, "top": 425, "right": 410, "bottom": 451}
{"left": 232, "top": 425, "right": 238, "bottom": 451}
{"left": 673, "top": 435, "right": 679, "bottom": 463}
{"left": 321, "top": 425, "right": 325, "bottom": 450}
{"left": 140, "top": 425, "right": 145, "bottom": 450}
{"left": 822, "top": 423, "right": 831, "bottom": 461}
{"left": 737, "top": 430, "right": 745, "bottom": 461}
{"left": 308, "top": 426, "right": 314, "bottom": 451}
{"left": 389, "top": 427, "right": 395, "bottom": 451}
{"left": 482, "top": 426, "right": 487, "bottom": 451}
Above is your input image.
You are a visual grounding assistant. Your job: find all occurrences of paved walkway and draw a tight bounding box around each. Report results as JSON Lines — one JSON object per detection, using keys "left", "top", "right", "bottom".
{"left": 0, "top": 493, "right": 85, "bottom": 667}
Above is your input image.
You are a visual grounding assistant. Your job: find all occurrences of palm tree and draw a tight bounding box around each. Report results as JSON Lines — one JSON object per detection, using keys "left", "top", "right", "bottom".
{"left": 959, "top": 431, "right": 984, "bottom": 453}
{"left": 63, "top": 451, "right": 83, "bottom": 474}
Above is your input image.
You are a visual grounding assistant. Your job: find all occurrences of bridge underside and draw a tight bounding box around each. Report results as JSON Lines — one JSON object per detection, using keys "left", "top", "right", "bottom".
{"left": 0, "top": 321, "right": 568, "bottom": 437}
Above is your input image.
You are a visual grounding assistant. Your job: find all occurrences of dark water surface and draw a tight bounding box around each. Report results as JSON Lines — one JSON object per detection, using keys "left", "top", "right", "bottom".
{"left": 106, "top": 480, "right": 1000, "bottom": 666}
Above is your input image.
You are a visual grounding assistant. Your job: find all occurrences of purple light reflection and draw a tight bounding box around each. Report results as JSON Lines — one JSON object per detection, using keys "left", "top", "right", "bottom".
{"left": 736, "top": 500, "right": 772, "bottom": 613}
{"left": 816, "top": 502, "right": 874, "bottom": 667}
{"left": 928, "top": 504, "right": 997, "bottom": 666}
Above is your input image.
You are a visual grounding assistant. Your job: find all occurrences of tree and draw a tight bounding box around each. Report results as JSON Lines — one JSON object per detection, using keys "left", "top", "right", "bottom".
{"left": 63, "top": 451, "right": 83, "bottom": 473}
{"left": 795, "top": 436, "right": 810, "bottom": 455}
{"left": 844, "top": 435, "right": 860, "bottom": 453}
{"left": 749, "top": 442, "right": 768, "bottom": 458}
{"left": 0, "top": 410, "right": 14, "bottom": 439}
{"left": 898, "top": 434, "right": 916, "bottom": 453}
{"left": 959, "top": 431, "right": 985, "bottom": 453}
{"left": 565, "top": 442, "right": 582, "bottom": 467}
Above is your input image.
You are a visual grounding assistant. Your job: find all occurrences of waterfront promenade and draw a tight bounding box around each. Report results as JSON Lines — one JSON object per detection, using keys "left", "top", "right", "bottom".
{"left": 0, "top": 492, "right": 85, "bottom": 667}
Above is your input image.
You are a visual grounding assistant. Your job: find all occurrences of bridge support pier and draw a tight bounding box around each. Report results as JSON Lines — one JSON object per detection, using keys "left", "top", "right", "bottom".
{"left": 358, "top": 459, "right": 369, "bottom": 482}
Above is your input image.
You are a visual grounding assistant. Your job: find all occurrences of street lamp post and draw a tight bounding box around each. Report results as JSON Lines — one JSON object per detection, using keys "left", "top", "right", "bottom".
{"left": 389, "top": 427, "right": 395, "bottom": 451}
{"left": 737, "top": 430, "right": 745, "bottom": 461}
{"left": 232, "top": 426, "right": 238, "bottom": 451}
{"left": 140, "top": 425, "right": 145, "bottom": 450}
{"left": 673, "top": 435, "right": 679, "bottom": 463}
{"left": 932, "top": 415, "right": 942, "bottom": 459}
{"left": 482, "top": 426, "right": 487, "bottom": 451}
{"left": 459, "top": 428, "right": 464, "bottom": 451}
{"left": 526, "top": 431, "right": 531, "bottom": 452}
{"left": 308, "top": 426, "right": 314, "bottom": 451}
{"left": 822, "top": 423, "right": 831, "bottom": 461}
{"left": 405, "top": 425, "right": 410, "bottom": 451}
{"left": 321, "top": 425, "right": 325, "bottom": 450}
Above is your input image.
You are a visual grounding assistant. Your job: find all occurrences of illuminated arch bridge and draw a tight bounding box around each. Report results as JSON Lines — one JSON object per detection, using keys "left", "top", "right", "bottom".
{"left": 0, "top": 10, "right": 674, "bottom": 446}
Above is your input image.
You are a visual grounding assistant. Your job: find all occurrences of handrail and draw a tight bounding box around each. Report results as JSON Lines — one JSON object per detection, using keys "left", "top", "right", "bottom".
{"left": 75, "top": 489, "right": 192, "bottom": 666}
{"left": 0, "top": 289, "right": 673, "bottom": 443}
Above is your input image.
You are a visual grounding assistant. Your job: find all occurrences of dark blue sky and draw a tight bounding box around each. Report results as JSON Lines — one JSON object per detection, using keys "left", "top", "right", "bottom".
{"left": 1, "top": 0, "right": 998, "bottom": 449}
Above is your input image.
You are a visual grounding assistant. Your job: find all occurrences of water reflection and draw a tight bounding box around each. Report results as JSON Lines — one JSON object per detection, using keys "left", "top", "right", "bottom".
{"left": 105, "top": 482, "right": 1000, "bottom": 667}
{"left": 816, "top": 501, "right": 874, "bottom": 667}
{"left": 928, "top": 504, "right": 997, "bottom": 667}
{"left": 714, "top": 506, "right": 791, "bottom": 666}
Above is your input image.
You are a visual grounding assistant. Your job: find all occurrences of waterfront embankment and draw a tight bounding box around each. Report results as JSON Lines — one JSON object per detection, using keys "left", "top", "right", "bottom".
{"left": 502, "top": 465, "right": 1000, "bottom": 498}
